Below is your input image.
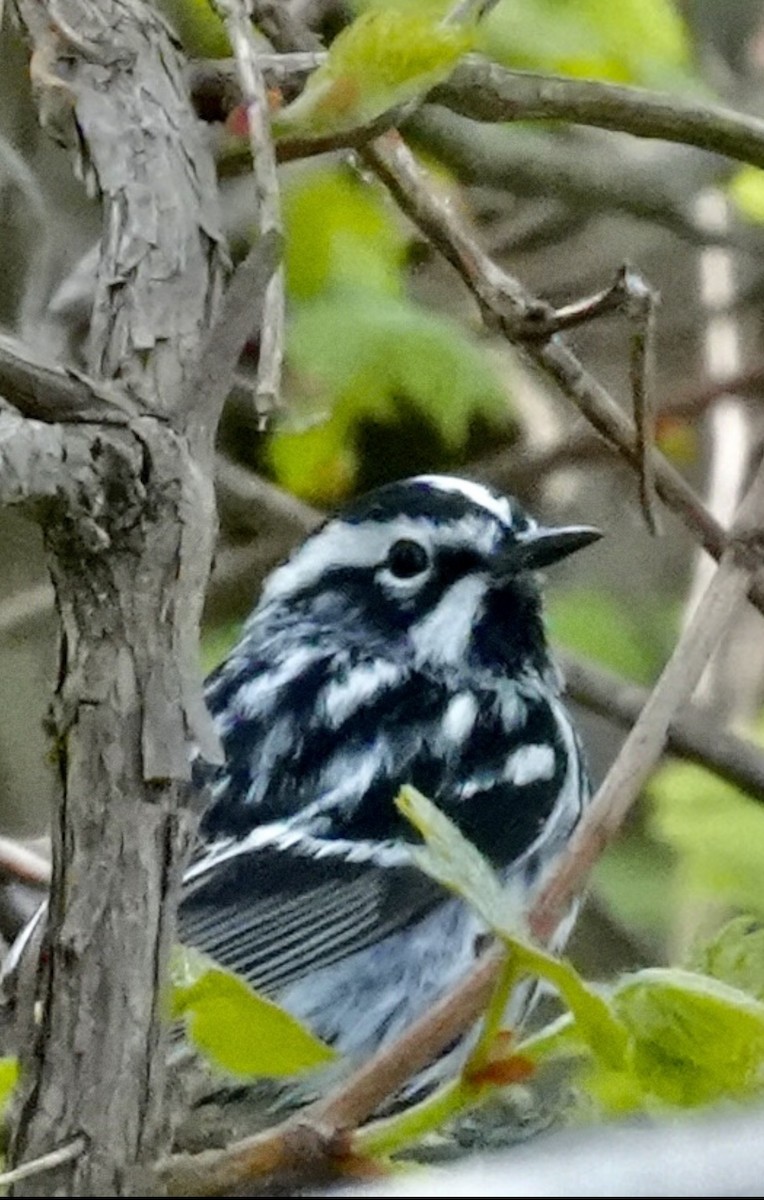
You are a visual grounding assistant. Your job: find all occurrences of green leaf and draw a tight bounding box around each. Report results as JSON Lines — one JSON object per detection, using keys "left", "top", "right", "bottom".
{"left": 275, "top": 7, "right": 473, "bottom": 136}
{"left": 170, "top": 947, "right": 337, "bottom": 1078}
{"left": 397, "top": 786, "right": 629, "bottom": 1067}
{"left": 154, "top": 0, "right": 231, "bottom": 58}
{"left": 689, "top": 916, "right": 764, "bottom": 1005}
{"left": 272, "top": 292, "right": 510, "bottom": 502}
{"left": 613, "top": 967, "right": 764, "bottom": 1107}
{"left": 283, "top": 167, "right": 406, "bottom": 301}
{"left": 396, "top": 785, "right": 513, "bottom": 933}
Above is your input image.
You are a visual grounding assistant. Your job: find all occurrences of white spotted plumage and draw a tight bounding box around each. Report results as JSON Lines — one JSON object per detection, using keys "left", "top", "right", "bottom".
{"left": 174, "top": 474, "right": 600, "bottom": 1110}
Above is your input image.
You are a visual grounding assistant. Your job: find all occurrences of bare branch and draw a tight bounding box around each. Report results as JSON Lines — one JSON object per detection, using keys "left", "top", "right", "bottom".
{"left": 195, "top": 50, "right": 764, "bottom": 174}
{"left": 185, "top": 230, "right": 282, "bottom": 432}
{"left": 0, "top": 836, "right": 51, "bottom": 887}
{"left": 0, "top": 409, "right": 119, "bottom": 505}
{"left": 559, "top": 652, "right": 764, "bottom": 801}
{"left": 431, "top": 57, "right": 764, "bottom": 171}
{"left": 626, "top": 271, "right": 660, "bottom": 533}
{"left": 362, "top": 132, "right": 764, "bottom": 613}
{"left": 212, "top": 1, "right": 284, "bottom": 423}
{"left": 0, "top": 331, "right": 140, "bottom": 425}
{"left": 534, "top": 453, "right": 764, "bottom": 940}
{"left": 0, "top": 1139, "right": 85, "bottom": 1189}
{"left": 214, "top": 453, "right": 320, "bottom": 538}
{"left": 158, "top": 951, "right": 502, "bottom": 1196}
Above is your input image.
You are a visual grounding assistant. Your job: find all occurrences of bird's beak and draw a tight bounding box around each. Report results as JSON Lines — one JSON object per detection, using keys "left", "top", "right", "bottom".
{"left": 496, "top": 524, "right": 602, "bottom": 577}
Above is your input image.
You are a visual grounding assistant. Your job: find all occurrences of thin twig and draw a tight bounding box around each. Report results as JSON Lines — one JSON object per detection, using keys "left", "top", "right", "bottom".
{"left": 559, "top": 652, "right": 764, "bottom": 801}
{"left": 444, "top": 0, "right": 502, "bottom": 24}
{"left": 533, "top": 453, "right": 764, "bottom": 940}
{"left": 193, "top": 50, "right": 764, "bottom": 177}
{"left": 158, "top": 951, "right": 502, "bottom": 1196}
{"left": 625, "top": 269, "right": 659, "bottom": 532}
{"left": 212, "top": 1, "right": 284, "bottom": 425}
{"left": 431, "top": 57, "right": 764, "bottom": 171}
{"left": 0, "top": 331, "right": 139, "bottom": 425}
{"left": 0, "top": 1138, "right": 85, "bottom": 1188}
{"left": 363, "top": 132, "right": 764, "bottom": 612}
{"left": 186, "top": 230, "right": 281, "bottom": 432}
{"left": 0, "top": 836, "right": 51, "bottom": 887}
{"left": 499, "top": 263, "right": 660, "bottom": 531}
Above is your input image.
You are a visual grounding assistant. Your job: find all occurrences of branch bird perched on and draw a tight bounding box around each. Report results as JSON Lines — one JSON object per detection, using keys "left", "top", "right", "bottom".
{"left": 180, "top": 474, "right": 601, "bottom": 1101}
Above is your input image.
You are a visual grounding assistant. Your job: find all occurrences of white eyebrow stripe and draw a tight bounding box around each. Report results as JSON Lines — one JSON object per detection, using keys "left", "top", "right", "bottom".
{"left": 412, "top": 475, "right": 522, "bottom": 528}
{"left": 260, "top": 513, "right": 499, "bottom": 604}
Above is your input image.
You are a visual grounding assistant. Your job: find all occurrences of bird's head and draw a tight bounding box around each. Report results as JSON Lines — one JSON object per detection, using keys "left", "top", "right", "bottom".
{"left": 259, "top": 475, "right": 601, "bottom": 673}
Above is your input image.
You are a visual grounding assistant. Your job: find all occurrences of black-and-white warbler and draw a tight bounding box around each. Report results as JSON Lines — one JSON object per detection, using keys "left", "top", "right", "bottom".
{"left": 180, "top": 474, "right": 600, "bottom": 1096}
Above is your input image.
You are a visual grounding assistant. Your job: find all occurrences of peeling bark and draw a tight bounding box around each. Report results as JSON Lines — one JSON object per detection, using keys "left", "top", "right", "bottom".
{"left": 4, "top": 1, "right": 229, "bottom": 1193}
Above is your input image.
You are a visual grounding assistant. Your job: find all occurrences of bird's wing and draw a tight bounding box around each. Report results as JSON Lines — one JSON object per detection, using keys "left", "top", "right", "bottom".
{"left": 179, "top": 836, "right": 445, "bottom": 995}
{"left": 187, "top": 652, "right": 583, "bottom": 996}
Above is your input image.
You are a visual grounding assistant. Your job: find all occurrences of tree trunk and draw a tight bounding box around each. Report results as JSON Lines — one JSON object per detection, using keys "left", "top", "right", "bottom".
{"left": 5, "top": 0, "right": 228, "bottom": 1191}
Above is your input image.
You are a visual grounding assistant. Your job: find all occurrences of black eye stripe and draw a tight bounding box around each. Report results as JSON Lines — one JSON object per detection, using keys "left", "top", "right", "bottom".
{"left": 387, "top": 539, "right": 430, "bottom": 579}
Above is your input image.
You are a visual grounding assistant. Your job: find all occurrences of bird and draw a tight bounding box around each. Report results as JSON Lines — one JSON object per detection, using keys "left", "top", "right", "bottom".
{"left": 178, "top": 473, "right": 601, "bottom": 1104}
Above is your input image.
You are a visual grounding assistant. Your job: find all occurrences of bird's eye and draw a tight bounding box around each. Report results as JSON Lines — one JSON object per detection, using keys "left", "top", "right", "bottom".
{"left": 386, "top": 539, "right": 430, "bottom": 579}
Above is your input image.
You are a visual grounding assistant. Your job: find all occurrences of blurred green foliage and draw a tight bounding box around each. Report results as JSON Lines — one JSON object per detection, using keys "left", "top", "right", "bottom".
{"left": 0, "top": 1057, "right": 18, "bottom": 1110}
{"left": 200, "top": 620, "right": 241, "bottom": 674}
{"left": 729, "top": 165, "right": 764, "bottom": 224}
{"left": 547, "top": 588, "right": 671, "bottom": 686}
{"left": 351, "top": 0, "right": 694, "bottom": 88}
{"left": 650, "top": 722, "right": 764, "bottom": 919}
{"left": 283, "top": 168, "right": 407, "bottom": 302}
{"left": 273, "top": 166, "right": 512, "bottom": 502}
{"left": 593, "top": 832, "right": 675, "bottom": 949}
